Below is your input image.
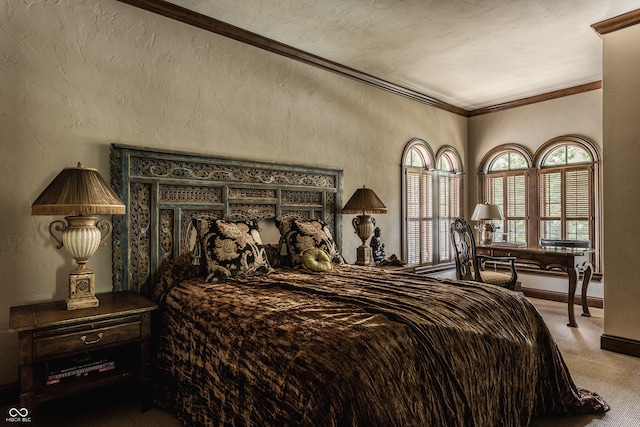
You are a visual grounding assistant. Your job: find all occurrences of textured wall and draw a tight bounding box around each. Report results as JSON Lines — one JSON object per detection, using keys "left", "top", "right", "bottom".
{"left": 0, "top": 0, "right": 466, "bottom": 384}
{"left": 468, "top": 90, "right": 602, "bottom": 172}
{"left": 602, "top": 24, "right": 640, "bottom": 342}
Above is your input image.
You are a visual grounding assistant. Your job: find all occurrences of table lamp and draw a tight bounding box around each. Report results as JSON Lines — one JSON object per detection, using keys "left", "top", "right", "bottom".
{"left": 31, "top": 163, "right": 125, "bottom": 309}
{"left": 471, "top": 203, "right": 503, "bottom": 245}
{"left": 341, "top": 186, "right": 387, "bottom": 266}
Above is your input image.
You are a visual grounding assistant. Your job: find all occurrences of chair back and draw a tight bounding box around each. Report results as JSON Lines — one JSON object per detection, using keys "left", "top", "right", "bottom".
{"left": 450, "top": 217, "right": 482, "bottom": 281}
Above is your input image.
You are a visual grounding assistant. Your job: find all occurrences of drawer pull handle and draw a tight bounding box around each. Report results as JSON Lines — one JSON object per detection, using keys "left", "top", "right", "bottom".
{"left": 81, "top": 332, "right": 104, "bottom": 345}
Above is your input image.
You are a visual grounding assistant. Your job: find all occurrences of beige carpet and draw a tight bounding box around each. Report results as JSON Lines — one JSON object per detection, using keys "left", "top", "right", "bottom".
{"left": 529, "top": 298, "right": 640, "bottom": 427}
{"left": 2, "top": 298, "right": 638, "bottom": 426}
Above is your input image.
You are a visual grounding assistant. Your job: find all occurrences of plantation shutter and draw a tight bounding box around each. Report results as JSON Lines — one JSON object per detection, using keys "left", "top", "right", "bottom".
{"left": 565, "top": 167, "right": 591, "bottom": 241}
{"left": 506, "top": 173, "right": 527, "bottom": 242}
{"left": 423, "top": 171, "right": 433, "bottom": 264}
{"left": 566, "top": 168, "right": 590, "bottom": 218}
{"left": 539, "top": 170, "right": 561, "bottom": 239}
{"left": 438, "top": 173, "right": 460, "bottom": 262}
{"left": 507, "top": 174, "right": 526, "bottom": 217}
{"left": 485, "top": 172, "right": 526, "bottom": 242}
{"left": 406, "top": 170, "right": 421, "bottom": 265}
{"left": 406, "top": 169, "right": 433, "bottom": 264}
{"left": 486, "top": 175, "right": 504, "bottom": 207}
{"left": 539, "top": 166, "right": 590, "bottom": 240}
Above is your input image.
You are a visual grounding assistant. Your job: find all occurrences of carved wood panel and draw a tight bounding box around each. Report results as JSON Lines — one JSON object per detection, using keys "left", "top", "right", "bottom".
{"left": 110, "top": 144, "right": 343, "bottom": 293}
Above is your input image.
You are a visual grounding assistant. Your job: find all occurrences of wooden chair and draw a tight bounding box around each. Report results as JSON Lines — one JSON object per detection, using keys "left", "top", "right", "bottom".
{"left": 450, "top": 217, "right": 520, "bottom": 291}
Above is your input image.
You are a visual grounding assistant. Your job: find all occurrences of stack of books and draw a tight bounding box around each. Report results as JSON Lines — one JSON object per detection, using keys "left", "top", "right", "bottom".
{"left": 45, "top": 351, "right": 115, "bottom": 385}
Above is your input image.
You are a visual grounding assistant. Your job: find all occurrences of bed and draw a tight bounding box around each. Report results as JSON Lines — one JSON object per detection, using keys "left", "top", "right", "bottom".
{"left": 110, "top": 144, "right": 608, "bottom": 426}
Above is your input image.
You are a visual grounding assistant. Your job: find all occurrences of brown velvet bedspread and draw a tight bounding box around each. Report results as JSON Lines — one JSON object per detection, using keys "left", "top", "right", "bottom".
{"left": 152, "top": 263, "right": 607, "bottom": 427}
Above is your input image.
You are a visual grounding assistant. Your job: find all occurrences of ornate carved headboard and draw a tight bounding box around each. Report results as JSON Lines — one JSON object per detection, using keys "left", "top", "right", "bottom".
{"left": 110, "top": 144, "right": 343, "bottom": 294}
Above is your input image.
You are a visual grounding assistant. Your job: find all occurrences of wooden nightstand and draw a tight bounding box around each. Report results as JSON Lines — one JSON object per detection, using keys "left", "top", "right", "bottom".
{"left": 9, "top": 292, "right": 158, "bottom": 412}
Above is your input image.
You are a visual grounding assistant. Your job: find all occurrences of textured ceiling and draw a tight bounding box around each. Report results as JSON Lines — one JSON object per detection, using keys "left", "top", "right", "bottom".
{"left": 166, "top": 0, "right": 640, "bottom": 110}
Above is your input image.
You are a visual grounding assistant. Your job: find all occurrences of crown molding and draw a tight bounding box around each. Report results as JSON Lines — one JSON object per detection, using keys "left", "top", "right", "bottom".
{"left": 116, "top": 0, "right": 468, "bottom": 116}
{"left": 467, "top": 81, "right": 602, "bottom": 117}
{"left": 591, "top": 9, "right": 640, "bottom": 36}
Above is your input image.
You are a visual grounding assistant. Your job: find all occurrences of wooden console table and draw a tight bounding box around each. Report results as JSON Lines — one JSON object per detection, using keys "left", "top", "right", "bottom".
{"left": 477, "top": 244, "right": 594, "bottom": 327}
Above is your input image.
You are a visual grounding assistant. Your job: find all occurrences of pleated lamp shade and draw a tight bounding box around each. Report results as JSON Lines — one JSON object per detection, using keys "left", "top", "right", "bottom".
{"left": 31, "top": 163, "right": 125, "bottom": 216}
{"left": 341, "top": 186, "right": 387, "bottom": 215}
{"left": 471, "top": 203, "right": 503, "bottom": 221}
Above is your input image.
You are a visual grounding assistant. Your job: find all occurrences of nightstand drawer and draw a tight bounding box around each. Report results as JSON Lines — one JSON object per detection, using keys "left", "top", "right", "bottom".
{"left": 33, "top": 315, "right": 142, "bottom": 360}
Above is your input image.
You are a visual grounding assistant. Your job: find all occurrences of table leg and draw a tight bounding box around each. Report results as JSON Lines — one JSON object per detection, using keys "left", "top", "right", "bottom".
{"left": 580, "top": 262, "right": 593, "bottom": 318}
{"left": 567, "top": 266, "right": 579, "bottom": 327}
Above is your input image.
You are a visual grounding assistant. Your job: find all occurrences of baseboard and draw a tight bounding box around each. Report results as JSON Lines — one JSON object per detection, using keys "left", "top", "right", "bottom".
{"left": 0, "top": 382, "right": 18, "bottom": 407}
{"left": 521, "top": 287, "right": 603, "bottom": 309}
{"left": 601, "top": 334, "right": 640, "bottom": 358}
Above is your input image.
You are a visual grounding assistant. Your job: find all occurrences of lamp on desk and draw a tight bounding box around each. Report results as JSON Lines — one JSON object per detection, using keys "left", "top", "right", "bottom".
{"left": 471, "top": 203, "right": 503, "bottom": 245}
{"left": 341, "top": 186, "right": 387, "bottom": 266}
{"left": 31, "top": 163, "right": 125, "bottom": 310}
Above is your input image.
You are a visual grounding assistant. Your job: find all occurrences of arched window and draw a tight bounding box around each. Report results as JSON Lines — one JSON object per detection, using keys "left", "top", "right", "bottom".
{"left": 401, "top": 140, "right": 462, "bottom": 266}
{"left": 480, "top": 146, "right": 532, "bottom": 244}
{"left": 478, "top": 136, "right": 601, "bottom": 273}
{"left": 535, "top": 136, "right": 600, "bottom": 270}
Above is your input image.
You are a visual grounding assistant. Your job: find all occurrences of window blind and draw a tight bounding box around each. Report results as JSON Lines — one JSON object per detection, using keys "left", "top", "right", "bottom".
{"left": 438, "top": 173, "right": 460, "bottom": 262}
{"left": 539, "top": 166, "right": 591, "bottom": 241}
{"left": 405, "top": 169, "right": 433, "bottom": 264}
{"left": 486, "top": 172, "right": 526, "bottom": 242}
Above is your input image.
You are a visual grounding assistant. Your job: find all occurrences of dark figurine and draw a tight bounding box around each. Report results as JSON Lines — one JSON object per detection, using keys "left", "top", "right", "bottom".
{"left": 370, "top": 227, "right": 386, "bottom": 265}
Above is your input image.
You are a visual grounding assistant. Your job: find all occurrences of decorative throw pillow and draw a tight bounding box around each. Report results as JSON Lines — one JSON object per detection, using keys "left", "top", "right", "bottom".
{"left": 275, "top": 217, "right": 343, "bottom": 267}
{"left": 301, "top": 247, "right": 333, "bottom": 272}
{"left": 194, "top": 218, "right": 273, "bottom": 281}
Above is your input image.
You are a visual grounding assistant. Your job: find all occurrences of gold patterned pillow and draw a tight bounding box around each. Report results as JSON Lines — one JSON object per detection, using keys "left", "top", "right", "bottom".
{"left": 275, "top": 217, "right": 343, "bottom": 267}
{"left": 194, "top": 218, "right": 273, "bottom": 281}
